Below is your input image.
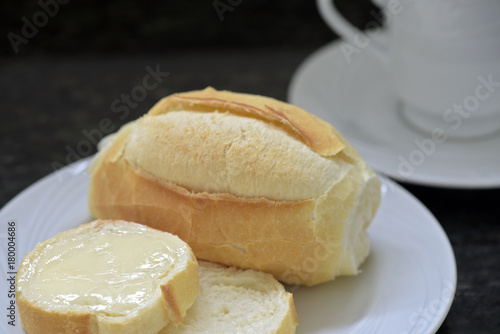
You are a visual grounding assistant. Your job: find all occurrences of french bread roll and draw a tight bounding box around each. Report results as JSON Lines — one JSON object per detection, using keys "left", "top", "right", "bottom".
{"left": 16, "top": 220, "right": 199, "bottom": 334}
{"left": 160, "top": 261, "right": 298, "bottom": 334}
{"left": 88, "top": 87, "right": 381, "bottom": 286}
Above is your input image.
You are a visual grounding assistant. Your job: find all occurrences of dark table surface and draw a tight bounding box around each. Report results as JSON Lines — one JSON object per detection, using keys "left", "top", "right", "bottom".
{"left": 1, "top": 44, "right": 499, "bottom": 334}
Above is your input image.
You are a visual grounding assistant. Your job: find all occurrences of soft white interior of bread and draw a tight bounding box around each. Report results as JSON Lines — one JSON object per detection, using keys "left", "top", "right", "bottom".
{"left": 160, "top": 262, "right": 294, "bottom": 334}
{"left": 17, "top": 222, "right": 190, "bottom": 316}
{"left": 124, "top": 111, "right": 351, "bottom": 201}
{"left": 336, "top": 170, "right": 380, "bottom": 274}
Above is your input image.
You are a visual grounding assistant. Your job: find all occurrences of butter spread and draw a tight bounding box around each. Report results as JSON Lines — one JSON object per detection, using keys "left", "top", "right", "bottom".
{"left": 17, "top": 223, "right": 189, "bottom": 316}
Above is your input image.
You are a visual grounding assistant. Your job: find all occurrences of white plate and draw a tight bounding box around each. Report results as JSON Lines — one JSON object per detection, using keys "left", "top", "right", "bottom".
{"left": 0, "top": 158, "right": 456, "bottom": 334}
{"left": 288, "top": 40, "right": 500, "bottom": 188}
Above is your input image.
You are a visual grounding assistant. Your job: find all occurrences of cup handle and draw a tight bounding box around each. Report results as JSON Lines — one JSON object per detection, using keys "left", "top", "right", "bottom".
{"left": 316, "top": 0, "right": 389, "bottom": 66}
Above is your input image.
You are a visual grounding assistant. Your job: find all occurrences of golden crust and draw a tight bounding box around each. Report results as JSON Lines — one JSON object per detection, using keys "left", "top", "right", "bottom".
{"left": 147, "top": 87, "right": 345, "bottom": 156}
{"left": 161, "top": 255, "right": 200, "bottom": 325}
{"left": 279, "top": 294, "right": 299, "bottom": 334}
{"left": 88, "top": 88, "right": 381, "bottom": 286}
{"left": 89, "top": 148, "right": 326, "bottom": 285}
{"left": 88, "top": 138, "right": 378, "bottom": 286}
{"left": 17, "top": 294, "right": 98, "bottom": 334}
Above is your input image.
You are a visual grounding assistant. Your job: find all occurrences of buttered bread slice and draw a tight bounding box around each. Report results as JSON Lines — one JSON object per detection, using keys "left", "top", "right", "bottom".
{"left": 16, "top": 220, "right": 199, "bottom": 334}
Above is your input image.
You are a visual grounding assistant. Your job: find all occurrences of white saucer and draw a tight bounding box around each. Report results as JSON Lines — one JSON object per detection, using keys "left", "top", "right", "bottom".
{"left": 288, "top": 40, "right": 500, "bottom": 188}
{"left": 1, "top": 158, "right": 456, "bottom": 334}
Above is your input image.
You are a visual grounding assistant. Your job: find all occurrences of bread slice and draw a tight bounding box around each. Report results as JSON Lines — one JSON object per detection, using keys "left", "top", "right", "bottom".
{"left": 88, "top": 87, "right": 381, "bottom": 286}
{"left": 16, "top": 220, "right": 199, "bottom": 334}
{"left": 160, "top": 261, "right": 298, "bottom": 334}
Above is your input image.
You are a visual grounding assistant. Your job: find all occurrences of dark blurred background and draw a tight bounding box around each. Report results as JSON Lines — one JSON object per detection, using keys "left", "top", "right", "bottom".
{"left": 0, "top": 0, "right": 381, "bottom": 205}
{"left": 1, "top": 0, "right": 379, "bottom": 56}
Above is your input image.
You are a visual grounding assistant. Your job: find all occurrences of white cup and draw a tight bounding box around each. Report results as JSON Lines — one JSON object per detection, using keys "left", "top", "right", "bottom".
{"left": 317, "top": 0, "right": 500, "bottom": 139}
